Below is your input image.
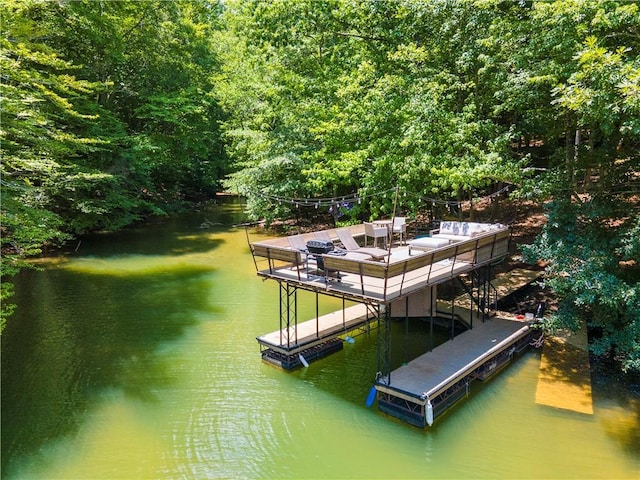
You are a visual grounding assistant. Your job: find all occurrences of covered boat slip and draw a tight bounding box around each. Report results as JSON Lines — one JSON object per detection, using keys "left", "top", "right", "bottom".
{"left": 249, "top": 225, "right": 510, "bottom": 304}
{"left": 376, "top": 317, "right": 534, "bottom": 428}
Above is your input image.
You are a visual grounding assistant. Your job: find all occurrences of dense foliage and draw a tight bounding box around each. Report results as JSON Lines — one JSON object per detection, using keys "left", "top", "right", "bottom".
{"left": 1, "top": 0, "right": 226, "bottom": 328}
{"left": 215, "top": 0, "right": 639, "bottom": 371}
{"left": 1, "top": 0, "right": 638, "bottom": 371}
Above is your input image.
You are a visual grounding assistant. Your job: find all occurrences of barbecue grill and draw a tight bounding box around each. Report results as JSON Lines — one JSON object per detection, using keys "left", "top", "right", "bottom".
{"left": 306, "top": 240, "right": 333, "bottom": 270}
{"left": 306, "top": 240, "right": 334, "bottom": 254}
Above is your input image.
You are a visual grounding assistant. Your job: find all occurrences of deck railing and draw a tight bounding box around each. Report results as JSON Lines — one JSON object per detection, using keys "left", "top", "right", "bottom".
{"left": 250, "top": 226, "right": 510, "bottom": 303}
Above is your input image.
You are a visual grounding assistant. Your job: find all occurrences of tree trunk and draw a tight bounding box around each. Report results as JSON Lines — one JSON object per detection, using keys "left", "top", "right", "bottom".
{"left": 564, "top": 116, "right": 579, "bottom": 199}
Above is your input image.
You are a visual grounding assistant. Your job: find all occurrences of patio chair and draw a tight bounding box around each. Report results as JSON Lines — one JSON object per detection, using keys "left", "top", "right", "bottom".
{"left": 314, "top": 230, "right": 333, "bottom": 242}
{"left": 287, "top": 234, "right": 309, "bottom": 252}
{"left": 336, "top": 228, "right": 389, "bottom": 261}
{"left": 287, "top": 234, "right": 316, "bottom": 271}
{"left": 392, "top": 217, "right": 407, "bottom": 245}
{"left": 364, "top": 222, "right": 388, "bottom": 248}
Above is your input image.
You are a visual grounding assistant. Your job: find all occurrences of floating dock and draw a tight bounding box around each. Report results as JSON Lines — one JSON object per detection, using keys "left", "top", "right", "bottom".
{"left": 535, "top": 320, "right": 593, "bottom": 414}
{"left": 375, "top": 316, "right": 534, "bottom": 427}
{"left": 257, "top": 303, "right": 379, "bottom": 370}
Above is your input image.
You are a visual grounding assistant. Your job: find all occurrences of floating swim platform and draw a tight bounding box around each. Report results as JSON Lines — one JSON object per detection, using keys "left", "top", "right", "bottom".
{"left": 535, "top": 321, "right": 593, "bottom": 415}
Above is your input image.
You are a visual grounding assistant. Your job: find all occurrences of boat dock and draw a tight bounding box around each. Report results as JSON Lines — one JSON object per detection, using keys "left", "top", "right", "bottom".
{"left": 438, "top": 267, "right": 543, "bottom": 326}
{"left": 492, "top": 268, "right": 543, "bottom": 301}
{"left": 375, "top": 316, "right": 533, "bottom": 427}
{"left": 249, "top": 224, "right": 510, "bottom": 304}
{"left": 249, "top": 221, "right": 545, "bottom": 427}
{"left": 535, "top": 320, "right": 593, "bottom": 414}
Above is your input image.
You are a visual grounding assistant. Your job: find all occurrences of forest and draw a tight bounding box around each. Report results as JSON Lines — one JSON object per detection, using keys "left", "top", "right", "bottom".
{"left": 1, "top": 0, "right": 638, "bottom": 372}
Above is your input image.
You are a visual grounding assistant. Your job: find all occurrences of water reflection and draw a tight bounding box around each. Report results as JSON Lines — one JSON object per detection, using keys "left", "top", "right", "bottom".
{"left": 1, "top": 264, "right": 215, "bottom": 472}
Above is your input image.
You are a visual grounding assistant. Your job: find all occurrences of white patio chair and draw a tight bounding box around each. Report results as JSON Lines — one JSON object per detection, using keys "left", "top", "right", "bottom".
{"left": 392, "top": 217, "right": 407, "bottom": 245}
{"left": 364, "top": 222, "right": 388, "bottom": 248}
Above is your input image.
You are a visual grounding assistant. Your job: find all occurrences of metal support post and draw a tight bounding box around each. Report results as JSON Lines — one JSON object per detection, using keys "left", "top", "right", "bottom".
{"left": 279, "top": 282, "right": 298, "bottom": 348}
{"left": 376, "top": 305, "right": 391, "bottom": 385}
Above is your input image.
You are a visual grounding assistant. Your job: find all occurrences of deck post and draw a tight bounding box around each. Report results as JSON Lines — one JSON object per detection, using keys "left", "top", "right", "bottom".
{"left": 485, "top": 265, "right": 491, "bottom": 320}
{"left": 342, "top": 297, "right": 346, "bottom": 331}
{"left": 279, "top": 282, "right": 298, "bottom": 348}
{"left": 279, "top": 282, "right": 283, "bottom": 346}
{"left": 376, "top": 305, "right": 391, "bottom": 385}
{"left": 469, "top": 285, "right": 474, "bottom": 329}
{"left": 404, "top": 297, "right": 409, "bottom": 364}
{"left": 450, "top": 282, "right": 455, "bottom": 340}
{"left": 430, "top": 286, "right": 436, "bottom": 353}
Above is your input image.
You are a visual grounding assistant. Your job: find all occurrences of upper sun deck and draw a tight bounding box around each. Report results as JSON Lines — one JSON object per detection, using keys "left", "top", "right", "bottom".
{"left": 249, "top": 221, "right": 510, "bottom": 304}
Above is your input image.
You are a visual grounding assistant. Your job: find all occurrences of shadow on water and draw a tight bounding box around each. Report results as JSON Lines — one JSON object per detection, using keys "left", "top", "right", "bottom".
{"left": 1, "top": 197, "right": 254, "bottom": 476}
{"left": 0, "top": 253, "right": 221, "bottom": 475}
{"left": 68, "top": 220, "right": 227, "bottom": 258}
{"left": 58, "top": 197, "right": 248, "bottom": 259}
{"left": 591, "top": 357, "right": 640, "bottom": 456}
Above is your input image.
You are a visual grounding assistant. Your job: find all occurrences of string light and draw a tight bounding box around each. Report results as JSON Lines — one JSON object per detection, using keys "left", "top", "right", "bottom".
{"left": 249, "top": 184, "right": 512, "bottom": 209}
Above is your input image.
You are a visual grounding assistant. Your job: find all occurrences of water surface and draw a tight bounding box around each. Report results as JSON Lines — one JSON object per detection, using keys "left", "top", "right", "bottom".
{"left": 2, "top": 199, "right": 638, "bottom": 479}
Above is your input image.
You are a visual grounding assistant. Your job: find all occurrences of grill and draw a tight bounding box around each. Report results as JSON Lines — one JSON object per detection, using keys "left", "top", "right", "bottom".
{"left": 306, "top": 240, "right": 334, "bottom": 254}
{"left": 306, "top": 240, "right": 334, "bottom": 270}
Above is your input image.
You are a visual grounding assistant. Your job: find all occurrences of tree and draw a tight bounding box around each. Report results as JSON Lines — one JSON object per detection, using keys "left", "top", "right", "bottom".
{"left": 216, "top": 0, "right": 639, "bottom": 371}
{"left": 1, "top": 0, "right": 228, "bottom": 329}
{"left": 216, "top": 0, "right": 527, "bottom": 222}
{"left": 1, "top": 0, "right": 102, "bottom": 328}
{"left": 514, "top": 1, "right": 640, "bottom": 371}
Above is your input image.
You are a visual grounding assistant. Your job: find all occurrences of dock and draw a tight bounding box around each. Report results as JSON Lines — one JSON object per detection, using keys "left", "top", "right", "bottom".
{"left": 492, "top": 267, "right": 543, "bottom": 302}
{"left": 257, "top": 303, "right": 379, "bottom": 369}
{"left": 375, "top": 316, "right": 533, "bottom": 427}
{"left": 249, "top": 221, "right": 546, "bottom": 427}
{"left": 435, "top": 267, "right": 543, "bottom": 328}
{"left": 249, "top": 225, "right": 511, "bottom": 304}
{"left": 445, "top": 267, "right": 543, "bottom": 311}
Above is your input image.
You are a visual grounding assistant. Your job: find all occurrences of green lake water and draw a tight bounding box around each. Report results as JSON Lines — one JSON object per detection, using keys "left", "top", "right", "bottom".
{"left": 2, "top": 198, "right": 639, "bottom": 479}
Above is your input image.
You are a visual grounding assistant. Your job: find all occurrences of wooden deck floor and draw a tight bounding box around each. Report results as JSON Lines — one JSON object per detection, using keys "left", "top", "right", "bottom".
{"left": 492, "top": 268, "right": 543, "bottom": 301}
{"left": 380, "top": 317, "right": 530, "bottom": 400}
{"left": 448, "top": 267, "right": 543, "bottom": 310}
{"left": 435, "top": 267, "right": 543, "bottom": 326}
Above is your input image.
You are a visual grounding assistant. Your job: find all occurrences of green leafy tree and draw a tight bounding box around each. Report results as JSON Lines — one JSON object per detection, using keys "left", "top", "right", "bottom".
{"left": 519, "top": 1, "right": 640, "bottom": 371}
{"left": 217, "top": 0, "right": 528, "bottom": 222}
{"left": 1, "top": 0, "right": 102, "bottom": 328}
{"left": 1, "top": 0, "right": 228, "bottom": 329}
